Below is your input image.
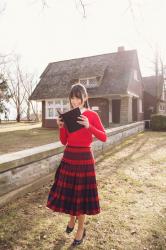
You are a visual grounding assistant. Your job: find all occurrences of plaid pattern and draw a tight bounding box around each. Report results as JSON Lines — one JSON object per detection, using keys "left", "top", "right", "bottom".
{"left": 46, "top": 145, "right": 100, "bottom": 216}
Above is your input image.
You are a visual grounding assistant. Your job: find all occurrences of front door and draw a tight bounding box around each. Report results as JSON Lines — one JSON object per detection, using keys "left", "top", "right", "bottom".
{"left": 112, "top": 99, "right": 121, "bottom": 123}
{"left": 132, "top": 98, "right": 137, "bottom": 121}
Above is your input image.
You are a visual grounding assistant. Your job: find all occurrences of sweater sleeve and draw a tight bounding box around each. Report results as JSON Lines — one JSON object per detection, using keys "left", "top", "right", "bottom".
{"left": 59, "top": 127, "right": 68, "bottom": 145}
{"left": 88, "top": 112, "right": 107, "bottom": 142}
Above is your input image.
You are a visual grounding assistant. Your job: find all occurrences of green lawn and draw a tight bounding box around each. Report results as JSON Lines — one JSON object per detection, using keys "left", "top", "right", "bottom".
{"left": 0, "top": 128, "right": 59, "bottom": 155}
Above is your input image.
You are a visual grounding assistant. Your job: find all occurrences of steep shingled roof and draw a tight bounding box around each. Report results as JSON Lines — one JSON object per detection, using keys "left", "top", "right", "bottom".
{"left": 30, "top": 49, "right": 141, "bottom": 100}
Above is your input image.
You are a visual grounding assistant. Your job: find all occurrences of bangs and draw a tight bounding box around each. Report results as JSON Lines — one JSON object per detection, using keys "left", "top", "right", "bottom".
{"left": 69, "top": 88, "right": 83, "bottom": 100}
{"left": 69, "top": 83, "right": 89, "bottom": 108}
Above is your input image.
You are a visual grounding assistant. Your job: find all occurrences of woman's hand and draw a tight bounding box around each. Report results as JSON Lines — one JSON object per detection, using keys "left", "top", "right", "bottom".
{"left": 56, "top": 117, "right": 64, "bottom": 128}
{"left": 77, "top": 115, "right": 89, "bottom": 128}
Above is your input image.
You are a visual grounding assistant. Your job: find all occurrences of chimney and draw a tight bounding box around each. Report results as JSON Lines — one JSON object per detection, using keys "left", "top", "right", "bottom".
{"left": 118, "top": 46, "right": 125, "bottom": 52}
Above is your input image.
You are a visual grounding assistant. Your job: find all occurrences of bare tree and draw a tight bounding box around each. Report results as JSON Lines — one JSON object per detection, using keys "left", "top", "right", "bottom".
{"left": 6, "top": 62, "right": 27, "bottom": 122}
{"left": 5, "top": 55, "right": 40, "bottom": 122}
{"left": 0, "top": 73, "right": 10, "bottom": 122}
{"left": 127, "top": 0, "right": 165, "bottom": 114}
{"left": 0, "top": 52, "right": 40, "bottom": 122}
{"left": 0, "top": 1, "right": 6, "bottom": 15}
{"left": 0, "top": 53, "right": 13, "bottom": 121}
{"left": 154, "top": 47, "right": 165, "bottom": 113}
{"left": 20, "top": 72, "right": 40, "bottom": 121}
{"left": 31, "top": 0, "right": 86, "bottom": 18}
{"left": 0, "top": 0, "right": 87, "bottom": 16}
{"left": 74, "top": 0, "right": 86, "bottom": 18}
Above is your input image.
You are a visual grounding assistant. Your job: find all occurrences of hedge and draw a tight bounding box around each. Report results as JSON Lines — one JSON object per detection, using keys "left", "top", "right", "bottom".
{"left": 151, "top": 114, "right": 166, "bottom": 131}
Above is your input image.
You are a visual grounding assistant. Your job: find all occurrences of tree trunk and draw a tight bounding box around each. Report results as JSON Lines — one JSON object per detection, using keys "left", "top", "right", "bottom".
{"left": 27, "top": 101, "right": 30, "bottom": 121}
{"left": 16, "top": 113, "right": 21, "bottom": 122}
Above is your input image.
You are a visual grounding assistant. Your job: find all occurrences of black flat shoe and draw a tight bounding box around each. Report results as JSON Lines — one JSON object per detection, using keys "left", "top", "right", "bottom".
{"left": 66, "top": 218, "right": 77, "bottom": 234}
{"left": 66, "top": 225, "right": 74, "bottom": 233}
{"left": 72, "top": 228, "right": 86, "bottom": 246}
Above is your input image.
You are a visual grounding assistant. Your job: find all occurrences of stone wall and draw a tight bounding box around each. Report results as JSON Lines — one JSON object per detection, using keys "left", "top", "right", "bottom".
{"left": 0, "top": 121, "right": 144, "bottom": 207}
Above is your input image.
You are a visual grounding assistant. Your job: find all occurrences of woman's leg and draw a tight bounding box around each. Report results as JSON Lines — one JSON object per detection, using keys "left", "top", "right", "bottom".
{"left": 75, "top": 214, "right": 86, "bottom": 240}
{"left": 68, "top": 215, "right": 76, "bottom": 228}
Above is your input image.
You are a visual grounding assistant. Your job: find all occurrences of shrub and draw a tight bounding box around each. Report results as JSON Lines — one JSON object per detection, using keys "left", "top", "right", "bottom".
{"left": 151, "top": 114, "right": 166, "bottom": 131}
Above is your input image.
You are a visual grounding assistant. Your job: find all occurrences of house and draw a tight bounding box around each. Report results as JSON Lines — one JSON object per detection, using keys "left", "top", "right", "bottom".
{"left": 143, "top": 75, "right": 166, "bottom": 120}
{"left": 29, "top": 47, "right": 144, "bottom": 128}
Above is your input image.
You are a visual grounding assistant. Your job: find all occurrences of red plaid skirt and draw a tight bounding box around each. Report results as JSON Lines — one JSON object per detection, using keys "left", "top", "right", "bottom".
{"left": 46, "top": 145, "right": 100, "bottom": 216}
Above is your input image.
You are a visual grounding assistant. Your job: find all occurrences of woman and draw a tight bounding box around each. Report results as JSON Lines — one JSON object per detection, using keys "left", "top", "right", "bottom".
{"left": 47, "top": 83, "right": 107, "bottom": 246}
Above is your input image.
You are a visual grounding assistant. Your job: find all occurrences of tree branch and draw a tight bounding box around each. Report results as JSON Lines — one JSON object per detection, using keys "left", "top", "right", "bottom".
{"left": 79, "top": 0, "right": 86, "bottom": 18}
{"left": 0, "top": 2, "right": 6, "bottom": 15}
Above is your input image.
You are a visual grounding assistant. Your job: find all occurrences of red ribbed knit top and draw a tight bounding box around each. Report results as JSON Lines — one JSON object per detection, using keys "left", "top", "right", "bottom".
{"left": 59, "top": 109, "right": 107, "bottom": 147}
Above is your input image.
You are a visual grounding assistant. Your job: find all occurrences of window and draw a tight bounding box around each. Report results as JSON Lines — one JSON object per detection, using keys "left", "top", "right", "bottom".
{"left": 48, "top": 101, "right": 54, "bottom": 106}
{"left": 48, "top": 108, "right": 54, "bottom": 117}
{"left": 164, "top": 81, "right": 166, "bottom": 90}
{"left": 159, "top": 104, "right": 165, "bottom": 111}
{"left": 54, "top": 99, "right": 62, "bottom": 109}
{"left": 79, "top": 77, "right": 97, "bottom": 88}
{"left": 79, "top": 79, "right": 87, "bottom": 86}
{"left": 162, "top": 81, "right": 166, "bottom": 100}
{"left": 46, "top": 99, "right": 70, "bottom": 119}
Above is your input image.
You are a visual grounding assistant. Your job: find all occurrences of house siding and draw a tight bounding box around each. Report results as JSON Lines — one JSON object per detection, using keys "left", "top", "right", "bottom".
{"left": 89, "top": 97, "right": 109, "bottom": 128}
{"left": 137, "top": 113, "right": 144, "bottom": 121}
{"left": 44, "top": 119, "right": 57, "bottom": 128}
{"left": 42, "top": 101, "right": 58, "bottom": 128}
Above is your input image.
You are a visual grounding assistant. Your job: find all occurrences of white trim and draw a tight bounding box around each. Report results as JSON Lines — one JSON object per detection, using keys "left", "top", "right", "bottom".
{"left": 161, "top": 81, "right": 166, "bottom": 101}
{"left": 92, "top": 106, "right": 99, "bottom": 111}
{"left": 79, "top": 76, "right": 97, "bottom": 81}
{"left": 133, "top": 69, "right": 139, "bottom": 81}
{"left": 127, "top": 91, "right": 139, "bottom": 98}
{"left": 138, "top": 99, "right": 142, "bottom": 113}
{"left": 109, "top": 99, "right": 112, "bottom": 123}
{"left": 159, "top": 103, "right": 166, "bottom": 112}
{"left": 45, "top": 99, "right": 70, "bottom": 119}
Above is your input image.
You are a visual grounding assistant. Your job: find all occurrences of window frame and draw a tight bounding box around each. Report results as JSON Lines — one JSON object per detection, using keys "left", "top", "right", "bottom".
{"left": 79, "top": 76, "right": 98, "bottom": 88}
{"left": 45, "top": 99, "right": 70, "bottom": 119}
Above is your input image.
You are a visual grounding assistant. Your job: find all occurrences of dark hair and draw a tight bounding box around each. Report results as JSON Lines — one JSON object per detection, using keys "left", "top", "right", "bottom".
{"left": 69, "top": 83, "right": 89, "bottom": 108}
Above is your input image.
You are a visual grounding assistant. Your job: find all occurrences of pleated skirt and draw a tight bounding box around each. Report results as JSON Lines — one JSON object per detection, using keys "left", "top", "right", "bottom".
{"left": 46, "top": 145, "right": 100, "bottom": 216}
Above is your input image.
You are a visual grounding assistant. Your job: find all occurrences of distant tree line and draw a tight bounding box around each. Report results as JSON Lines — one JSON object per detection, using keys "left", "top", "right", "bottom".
{"left": 0, "top": 54, "right": 40, "bottom": 122}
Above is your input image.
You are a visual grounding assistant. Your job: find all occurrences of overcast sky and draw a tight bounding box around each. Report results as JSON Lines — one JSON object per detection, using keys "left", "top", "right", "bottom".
{"left": 0, "top": 0, "right": 166, "bottom": 78}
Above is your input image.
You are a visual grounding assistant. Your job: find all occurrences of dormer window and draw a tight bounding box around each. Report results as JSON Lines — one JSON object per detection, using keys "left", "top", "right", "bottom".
{"left": 79, "top": 77, "right": 98, "bottom": 88}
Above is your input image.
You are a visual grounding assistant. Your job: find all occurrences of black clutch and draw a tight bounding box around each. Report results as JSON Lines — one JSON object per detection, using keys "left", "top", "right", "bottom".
{"left": 57, "top": 107, "right": 84, "bottom": 133}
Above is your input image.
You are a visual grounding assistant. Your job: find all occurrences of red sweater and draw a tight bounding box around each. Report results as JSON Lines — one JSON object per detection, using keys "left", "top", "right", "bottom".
{"left": 59, "top": 109, "right": 107, "bottom": 147}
